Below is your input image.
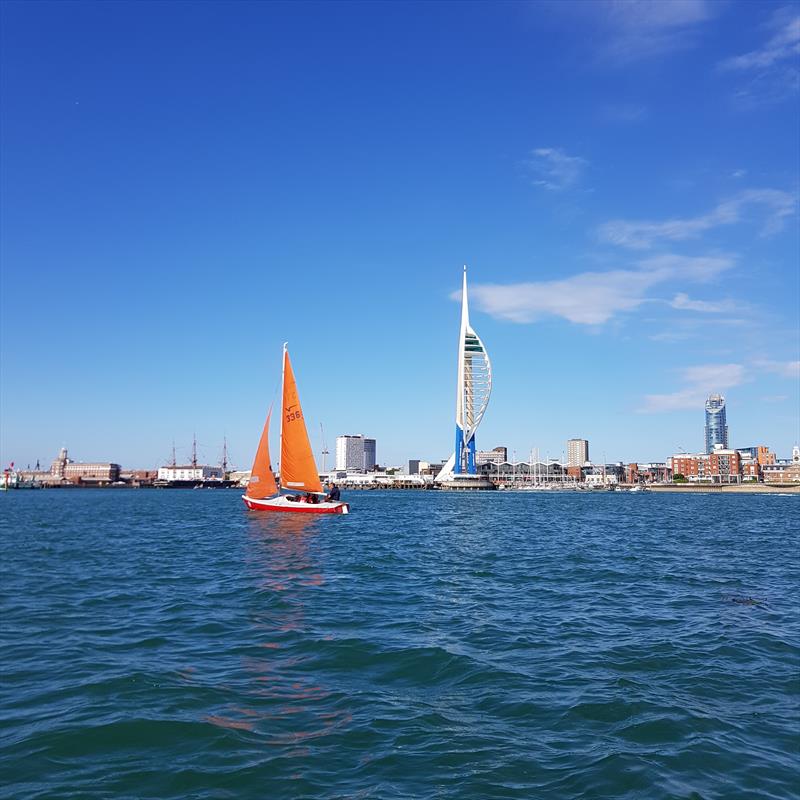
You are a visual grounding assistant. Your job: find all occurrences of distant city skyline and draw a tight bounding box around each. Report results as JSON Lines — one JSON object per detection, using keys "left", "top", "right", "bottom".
{"left": 1, "top": 1, "right": 798, "bottom": 469}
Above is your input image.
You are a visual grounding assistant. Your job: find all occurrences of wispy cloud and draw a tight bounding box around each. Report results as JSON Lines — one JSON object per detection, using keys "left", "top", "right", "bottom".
{"left": 640, "top": 363, "right": 746, "bottom": 413}
{"left": 598, "top": 189, "right": 796, "bottom": 249}
{"left": 648, "top": 316, "right": 751, "bottom": 343}
{"left": 464, "top": 254, "right": 734, "bottom": 325}
{"left": 587, "top": 0, "right": 714, "bottom": 64}
{"left": 718, "top": 7, "right": 800, "bottom": 106}
{"left": 669, "top": 292, "right": 739, "bottom": 313}
{"left": 754, "top": 359, "right": 800, "bottom": 379}
{"left": 522, "top": 147, "right": 587, "bottom": 191}
{"left": 640, "top": 359, "right": 799, "bottom": 412}
{"left": 720, "top": 7, "right": 800, "bottom": 72}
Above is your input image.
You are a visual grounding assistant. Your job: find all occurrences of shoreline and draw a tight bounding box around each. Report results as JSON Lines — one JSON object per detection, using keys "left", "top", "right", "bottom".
{"left": 644, "top": 483, "right": 800, "bottom": 494}
{"left": 6, "top": 483, "right": 798, "bottom": 494}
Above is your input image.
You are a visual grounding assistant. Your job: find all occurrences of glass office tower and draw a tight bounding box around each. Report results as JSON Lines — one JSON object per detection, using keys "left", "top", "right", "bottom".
{"left": 705, "top": 394, "right": 728, "bottom": 453}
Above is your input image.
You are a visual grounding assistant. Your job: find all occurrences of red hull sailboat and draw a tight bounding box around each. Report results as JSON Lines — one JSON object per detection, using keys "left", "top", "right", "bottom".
{"left": 242, "top": 345, "right": 349, "bottom": 515}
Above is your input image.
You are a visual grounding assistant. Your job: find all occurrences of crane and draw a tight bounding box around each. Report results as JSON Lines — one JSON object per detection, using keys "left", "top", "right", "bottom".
{"left": 320, "top": 423, "right": 329, "bottom": 472}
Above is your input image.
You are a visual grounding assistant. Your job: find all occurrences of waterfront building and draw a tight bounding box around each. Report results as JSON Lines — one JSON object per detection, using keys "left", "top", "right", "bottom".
{"left": 228, "top": 470, "right": 252, "bottom": 487}
{"left": 668, "top": 448, "right": 741, "bottom": 483}
{"left": 51, "top": 447, "right": 70, "bottom": 478}
{"left": 407, "top": 459, "right": 420, "bottom": 475}
{"left": 762, "top": 461, "right": 800, "bottom": 483}
{"left": 704, "top": 394, "right": 728, "bottom": 453}
{"left": 363, "top": 438, "right": 377, "bottom": 471}
{"left": 707, "top": 447, "right": 740, "bottom": 482}
{"left": 567, "top": 439, "right": 589, "bottom": 467}
{"left": 436, "top": 267, "right": 493, "bottom": 487}
{"left": 475, "top": 460, "right": 566, "bottom": 485}
{"left": 736, "top": 446, "right": 775, "bottom": 466}
{"left": 335, "top": 434, "right": 376, "bottom": 472}
{"left": 17, "top": 469, "right": 50, "bottom": 485}
{"left": 625, "top": 463, "right": 671, "bottom": 484}
{"left": 741, "top": 460, "right": 760, "bottom": 481}
{"left": 566, "top": 465, "right": 584, "bottom": 482}
{"left": 419, "top": 461, "right": 445, "bottom": 476}
{"left": 48, "top": 447, "right": 121, "bottom": 484}
{"left": 157, "top": 465, "right": 223, "bottom": 481}
{"left": 476, "top": 447, "right": 507, "bottom": 465}
{"left": 762, "top": 446, "right": 800, "bottom": 484}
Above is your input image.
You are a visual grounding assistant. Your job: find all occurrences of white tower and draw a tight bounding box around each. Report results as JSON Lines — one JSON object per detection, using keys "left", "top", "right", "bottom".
{"left": 436, "top": 266, "right": 492, "bottom": 482}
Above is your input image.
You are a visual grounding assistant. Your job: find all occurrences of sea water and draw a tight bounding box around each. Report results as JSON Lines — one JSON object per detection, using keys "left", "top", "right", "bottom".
{"left": 1, "top": 490, "right": 797, "bottom": 799}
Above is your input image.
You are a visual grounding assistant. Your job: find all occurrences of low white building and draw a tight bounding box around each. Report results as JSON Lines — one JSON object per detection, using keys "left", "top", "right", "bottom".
{"left": 585, "top": 472, "right": 619, "bottom": 487}
{"left": 157, "top": 465, "right": 223, "bottom": 481}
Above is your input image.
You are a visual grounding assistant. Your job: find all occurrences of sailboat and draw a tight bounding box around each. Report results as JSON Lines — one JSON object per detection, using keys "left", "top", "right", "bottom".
{"left": 242, "top": 344, "right": 350, "bottom": 515}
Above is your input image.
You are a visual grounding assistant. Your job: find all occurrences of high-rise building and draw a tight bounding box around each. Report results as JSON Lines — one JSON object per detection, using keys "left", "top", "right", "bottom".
{"left": 567, "top": 439, "right": 589, "bottom": 467}
{"left": 335, "top": 435, "right": 376, "bottom": 472}
{"left": 704, "top": 394, "right": 728, "bottom": 453}
{"left": 363, "top": 438, "right": 376, "bottom": 471}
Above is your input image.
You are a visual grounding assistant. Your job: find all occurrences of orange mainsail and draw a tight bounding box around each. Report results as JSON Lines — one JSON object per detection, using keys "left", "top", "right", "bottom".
{"left": 280, "top": 348, "right": 323, "bottom": 494}
{"left": 246, "top": 408, "right": 279, "bottom": 498}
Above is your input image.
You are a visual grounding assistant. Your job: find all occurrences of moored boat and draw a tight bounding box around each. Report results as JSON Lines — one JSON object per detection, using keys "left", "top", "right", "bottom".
{"left": 242, "top": 344, "right": 349, "bottom": 515}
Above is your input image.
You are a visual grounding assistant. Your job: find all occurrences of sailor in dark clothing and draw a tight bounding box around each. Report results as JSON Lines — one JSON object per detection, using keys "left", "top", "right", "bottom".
{"left": 326, "top": 483, "right": 340, "bottom": 502}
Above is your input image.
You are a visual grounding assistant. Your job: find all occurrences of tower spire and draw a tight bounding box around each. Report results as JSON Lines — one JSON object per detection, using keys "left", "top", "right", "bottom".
{"left": 460, "top": 264, "right": 470, "bottom": 329}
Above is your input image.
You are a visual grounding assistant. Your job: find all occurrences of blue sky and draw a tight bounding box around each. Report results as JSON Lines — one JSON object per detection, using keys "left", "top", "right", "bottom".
{"left": 1, "top": 0, "right": 798, "bottom": 470}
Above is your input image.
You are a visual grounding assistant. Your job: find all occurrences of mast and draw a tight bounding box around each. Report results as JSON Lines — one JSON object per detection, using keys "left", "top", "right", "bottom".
{"left": 222, "top": 436, "right": 228, "bottom": 475}
{"left": 279, "top": 342, "right": 287, "bottom": 490}
{"left": 192, "top": 433, "right": 197, "bottom": 468}
{"left": 171, "top": 440, "right": 177, "bottom": 467}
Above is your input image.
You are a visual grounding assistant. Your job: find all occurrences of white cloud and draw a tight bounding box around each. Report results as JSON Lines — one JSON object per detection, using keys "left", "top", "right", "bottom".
{"left": 718, "top": 7, "right": 800, "bottom": 106}
{"left": 467, "top": 269, "right": 657, "bottom": 324}
{"left": 523, "top": 147, "right": 587, "bottom": 191}
{"left": 640, "top": 359, "right": 798, "bottom": 413}
{"left": 464, "top": 254, "right": 734, "bottom": 326}
{"left": 670, "top": 292, "right": 738, "bottom": 313}
{"left": 641, "top": 363, "right": 746, "bottom": 413}
{"left": 592, "top": 0, "right": 714, "bottom": 64}
{"left": 648, "top": 316, "right": 752, "bottom": 342}
{"left": 720, "top": 8, "right": 800, "bottom": 72}
{"left": 598, "top": 189, "right": 797, "bottom": 249}
{"left": 754, "top": 359, "right": 800, "bottom": 379}
{"left": 638, "top": 253, "right": 732, "bottom": 282}
{"left": 761, "top": 394, "right": 788, "bottom": 403}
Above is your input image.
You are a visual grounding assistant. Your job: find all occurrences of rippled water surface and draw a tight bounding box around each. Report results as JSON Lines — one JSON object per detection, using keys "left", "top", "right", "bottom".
{"left": 1, "top": 490, "right": 798, "bottom": 799}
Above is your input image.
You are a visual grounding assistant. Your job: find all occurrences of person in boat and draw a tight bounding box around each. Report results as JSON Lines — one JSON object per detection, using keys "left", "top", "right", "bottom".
{"left": 303, "top": 492, "right": 318, "bottom": 504}
{"left": 326, "top": 483, "right": 340, "bottom": 503}
{"left": 286, "top": 494, "right": 299, "bottom": 502}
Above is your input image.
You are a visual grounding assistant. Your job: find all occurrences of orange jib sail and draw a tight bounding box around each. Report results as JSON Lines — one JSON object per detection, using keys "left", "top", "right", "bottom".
{"left": 280, "top": 349, "right": 323, "bottom": 494}
{"left": 246, "top": 408, "right": 278, "bottom": 498}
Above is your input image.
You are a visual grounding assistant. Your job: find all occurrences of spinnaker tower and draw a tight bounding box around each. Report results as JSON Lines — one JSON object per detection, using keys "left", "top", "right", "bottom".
{"left": 436, "top": 267, "right": 493, "bottom": 487}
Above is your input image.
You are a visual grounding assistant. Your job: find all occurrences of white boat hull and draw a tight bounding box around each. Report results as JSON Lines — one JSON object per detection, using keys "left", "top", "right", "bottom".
{"left": 242, "top": 494, "right": 349, "bottom": 514}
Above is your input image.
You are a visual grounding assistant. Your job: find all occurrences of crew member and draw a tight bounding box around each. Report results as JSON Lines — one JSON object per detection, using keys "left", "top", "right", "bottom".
{"left": 326, "top": 482, "right": 340, "bottom": 502}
